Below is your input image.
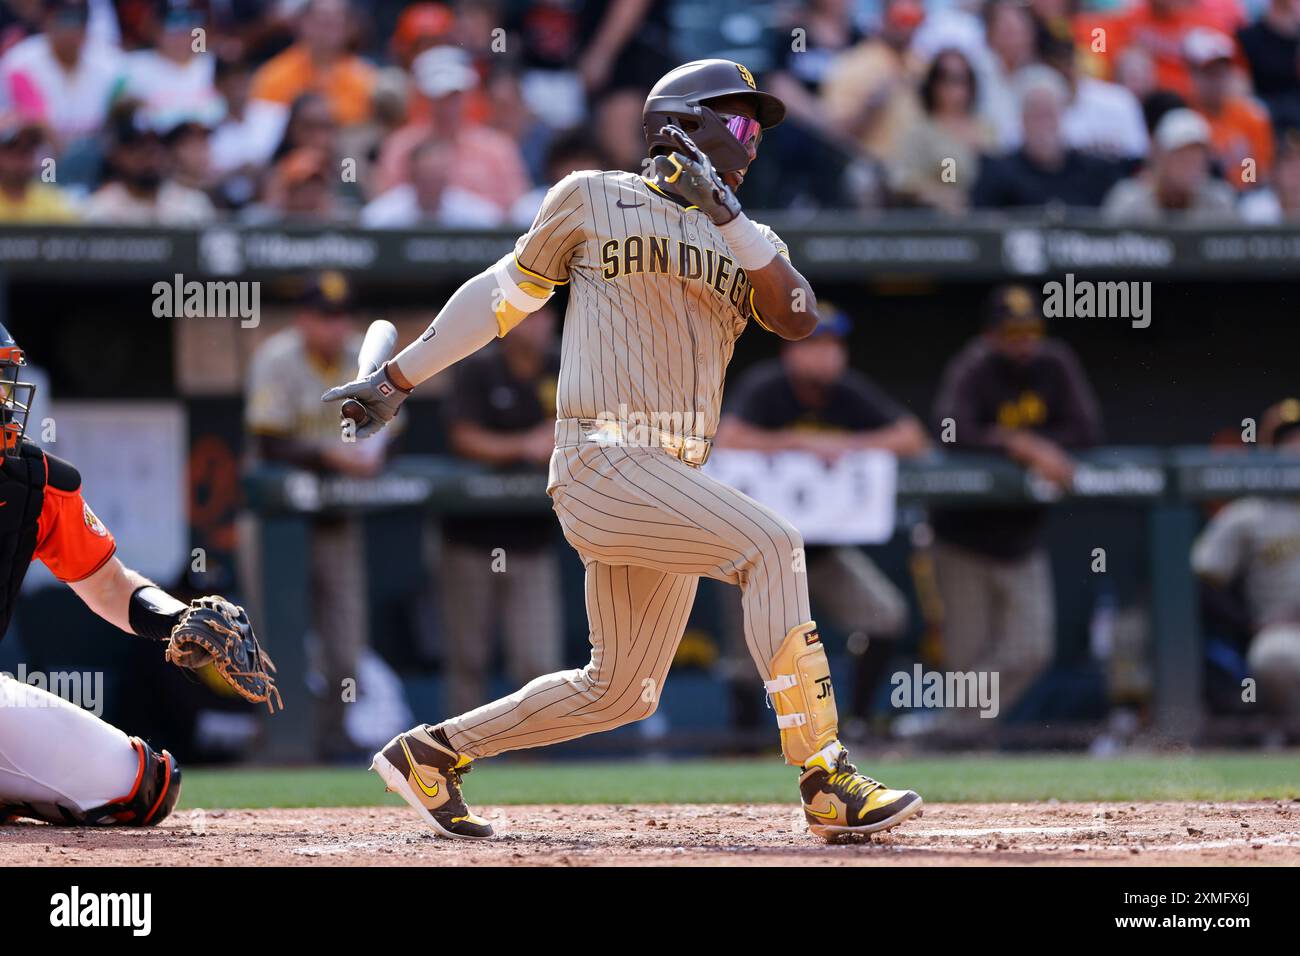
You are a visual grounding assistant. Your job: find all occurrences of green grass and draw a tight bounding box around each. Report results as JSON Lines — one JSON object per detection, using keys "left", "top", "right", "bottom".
{"left": 179, "top": 752, "right": 1300, "bottom": 810}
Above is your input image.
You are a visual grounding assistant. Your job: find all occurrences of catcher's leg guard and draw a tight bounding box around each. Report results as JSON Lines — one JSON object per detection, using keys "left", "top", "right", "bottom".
{"left": 765, "top": 622, "right": 841, "bottom": 767}
{"left": 79, "top": 738, "right": 182, "bottom": 827}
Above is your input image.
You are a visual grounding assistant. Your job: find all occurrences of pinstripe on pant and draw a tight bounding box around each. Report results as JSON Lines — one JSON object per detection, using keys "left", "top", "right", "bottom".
{"left": 440, "top": 438, "right": 812, "bottom": 758}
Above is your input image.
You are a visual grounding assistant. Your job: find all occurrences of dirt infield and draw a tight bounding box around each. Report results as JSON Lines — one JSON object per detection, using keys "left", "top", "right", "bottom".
{"left": 2, "top": 801, "right": 1298, "bottom": 866}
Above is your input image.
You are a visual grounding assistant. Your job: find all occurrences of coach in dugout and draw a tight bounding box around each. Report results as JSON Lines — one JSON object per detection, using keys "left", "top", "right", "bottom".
{"left": 1193, "top": 399, "right": 1300, "bottom": 716}
{"left": 929, "top": 285, "right": 1103, "bottom": 721}
{"left": 243, "top": 272, "right": 390, "bottom": 759}
{"left": 716, "top": 307, "right": 929, "bottom": 730}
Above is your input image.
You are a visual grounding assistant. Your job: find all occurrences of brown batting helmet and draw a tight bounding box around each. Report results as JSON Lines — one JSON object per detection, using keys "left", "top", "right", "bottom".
{"left": 643, "top": 59, "right": 785, "bottom": 174}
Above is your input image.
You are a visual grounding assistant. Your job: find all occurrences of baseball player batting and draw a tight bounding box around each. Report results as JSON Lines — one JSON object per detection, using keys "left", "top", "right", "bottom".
{"left": 323, "top": 59, "right": 923, "bottom": 841}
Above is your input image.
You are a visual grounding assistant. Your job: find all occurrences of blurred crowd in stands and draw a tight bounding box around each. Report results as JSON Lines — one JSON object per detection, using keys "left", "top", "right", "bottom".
{"left": 2, "top": 0, "right": 1300, "bottom": 226}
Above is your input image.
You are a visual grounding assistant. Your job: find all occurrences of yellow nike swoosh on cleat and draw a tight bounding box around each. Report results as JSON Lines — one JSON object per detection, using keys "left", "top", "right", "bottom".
{"left": 804, "top": 802, "right": 838, "bottom": 821}
{"left": 399, "top": 738, "right": 439, "bottom": 798}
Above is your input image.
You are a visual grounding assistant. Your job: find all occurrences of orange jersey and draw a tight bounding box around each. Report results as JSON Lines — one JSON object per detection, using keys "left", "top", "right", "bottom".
{"left": 249, "top": 45, "right": 377, "bottom": 126}
{"left": 34, "top": 456, "right": 116, "bottom": 583}
{"left": 1078, "top": 3, "right": 1229, "bottom": 99}
{"left": 1198, "top": 96, "right": 1275, "bottom": 189}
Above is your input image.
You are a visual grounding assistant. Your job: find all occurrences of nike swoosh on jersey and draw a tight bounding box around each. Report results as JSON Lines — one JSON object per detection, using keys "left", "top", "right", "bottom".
{"left": 615, "top": 200, "right": 645, "bottom": 209}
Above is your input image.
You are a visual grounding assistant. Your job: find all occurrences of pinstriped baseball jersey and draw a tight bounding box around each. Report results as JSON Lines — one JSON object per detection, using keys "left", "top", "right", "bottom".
{"left": 514, "top": 169, "right": 788, "bottom": 438}
{"left": 435, "top": 168, "right": 823, "bottom": 763}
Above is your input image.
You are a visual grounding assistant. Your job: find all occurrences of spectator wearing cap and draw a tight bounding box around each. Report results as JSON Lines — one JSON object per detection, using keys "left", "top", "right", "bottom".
{"left": 83, "top": 106, "right": 215, "bottom": 224}
{"left": 1193, "top": 398, "right": 1300, "bottom": 717}
{"left": 390, "top": 2, "right": 455, "bottom": 69}
{"left": 1240, "top": 126, "right": 1300, "bottom": 221}
{"left": 243, "top": 91, "right": 357, "bottom": 218}
{"left": 123, "top": 2, "right": 224, "bottom": 133}
{"left": 1185, "top": 27, "right": 1274, "bottom": 190}
{"left": 1237, "top": 0, "right": 1300, "bottom": 131}
{"left": 243, "top": 272, "right": 390, "bottom": 759}
{"left": 972, "top": 70, "right": 1127, "bottom": 210}
{"left": 0, "top": 114, "right": 77, "bottom": 222}
{"left": 716, "top": 307, "right": 928, "bottom": 731}
{"left": 361, "top": 135, "right": 501, "bottom": 227}
{"left": 1102, "top": 107, "right": 1239, "bottom": 220}
{"left": 243, "top": 145, "right": 352, "bottom": 223}
{"left": 820, "top": 0, "right": 927, "bottom": 163}
{"left": 249, "top": 0, "right": 376, "bottom": 128}
{"left": 373, "top": 45, "right": 528, "bottom": 216}
{"left": 929, "top": 285, "right": 1103, "bottom": 722}
{"left": 438, "top": 305, "right": 565, "bottom": 718}
{"left": 0, "top": 0, "right": 123, "bottom": 148}
{"left": 891, "top": 47, "right": 993, "bottom": 215}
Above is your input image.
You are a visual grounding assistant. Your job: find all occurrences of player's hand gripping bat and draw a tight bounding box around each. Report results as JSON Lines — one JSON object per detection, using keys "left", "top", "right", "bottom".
{"left": 320, "top": 320, "right": 411, "bottom": 439}
{"left": 653, "top": 124, "right": 743, "bottom": 225}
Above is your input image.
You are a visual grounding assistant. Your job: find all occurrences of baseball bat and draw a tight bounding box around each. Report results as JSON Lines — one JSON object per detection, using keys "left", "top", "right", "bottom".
{"left": 340, "top": 320, "right": 399, "bottom": 428}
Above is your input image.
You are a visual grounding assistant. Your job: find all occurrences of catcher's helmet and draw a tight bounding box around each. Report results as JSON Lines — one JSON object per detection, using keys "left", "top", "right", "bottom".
{"left": 0, "top": 323, "right": 33, "bottom": 457}
{"left": 643, "top": 59, "right": 786, "bottom": 174}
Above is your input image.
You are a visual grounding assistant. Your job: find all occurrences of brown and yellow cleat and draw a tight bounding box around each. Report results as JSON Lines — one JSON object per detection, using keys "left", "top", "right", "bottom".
{"left": 798, "top": 742, "right": 923, "bottom": 841}
{"left": 371, "top": 724, "right": 494, "bottom": 840}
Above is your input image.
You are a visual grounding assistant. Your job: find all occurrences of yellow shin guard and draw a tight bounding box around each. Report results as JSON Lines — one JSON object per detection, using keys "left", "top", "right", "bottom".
{"left": 764, "top": 622, "right": 840, "bottom": 766}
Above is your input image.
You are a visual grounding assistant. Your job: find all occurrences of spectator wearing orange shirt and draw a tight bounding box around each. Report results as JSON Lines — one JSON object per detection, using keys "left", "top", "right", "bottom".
{"left": 1186, "top": 27, "right": 1274, "bottom": 189}
{"left": 249, "top": 0, "right": 375, "bottom": 128}
{"left": 373, "top": 46, "right": 529, "bottom": 216}
{"left": 1081, "top": 0, "right": 1225, "bottom": 100}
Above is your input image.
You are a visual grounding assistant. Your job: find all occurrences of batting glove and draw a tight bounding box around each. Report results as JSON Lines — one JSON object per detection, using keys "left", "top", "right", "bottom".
{"left": 652, "top": 124, "right": 743, "bottom": 226}
{"left": 321, "top": 361, "right": 411, "bottom": 438}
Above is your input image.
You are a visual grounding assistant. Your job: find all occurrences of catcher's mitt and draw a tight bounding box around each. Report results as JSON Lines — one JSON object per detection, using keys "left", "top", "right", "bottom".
{"left": 166, "top": 596, "right": 282, "bottom": 713}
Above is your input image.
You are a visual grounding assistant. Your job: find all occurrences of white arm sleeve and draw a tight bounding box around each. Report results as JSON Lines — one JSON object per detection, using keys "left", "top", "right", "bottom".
{"left": 391, "top": 267, "right": 502, "bottom": 386}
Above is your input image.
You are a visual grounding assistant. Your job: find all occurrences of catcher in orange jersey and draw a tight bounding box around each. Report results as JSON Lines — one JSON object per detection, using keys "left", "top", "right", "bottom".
{"left": 0, "top": 324, "right": 277, "bottom": 827}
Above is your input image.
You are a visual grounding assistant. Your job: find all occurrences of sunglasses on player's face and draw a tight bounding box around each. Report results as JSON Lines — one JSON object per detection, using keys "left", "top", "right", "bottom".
{"left": 719, "top": 112, "right": 763, "bottom": 150}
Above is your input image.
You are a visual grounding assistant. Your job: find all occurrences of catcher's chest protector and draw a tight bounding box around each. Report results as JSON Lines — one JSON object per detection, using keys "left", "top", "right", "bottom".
{"left": 0, "top": 442, "right": 45, "bottom": 639}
